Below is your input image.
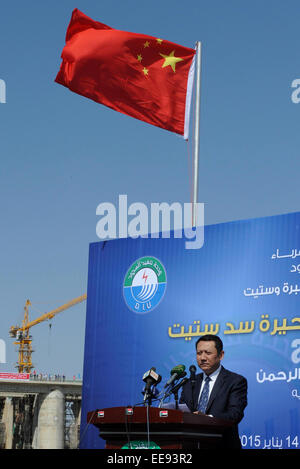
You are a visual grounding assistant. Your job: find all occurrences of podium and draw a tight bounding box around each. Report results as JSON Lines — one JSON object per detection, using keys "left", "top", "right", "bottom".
{"left": 87, "top": 406, "right": 234, "bottom": 449}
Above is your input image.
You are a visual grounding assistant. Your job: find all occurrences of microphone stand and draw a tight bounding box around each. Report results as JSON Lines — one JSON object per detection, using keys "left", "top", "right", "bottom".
{"left": 158, "top": 386, "right": 171, "bottom": 408}
{"left": 171, "top": 377, "right": 189, "bottom": 410}
{"left": 143, "top": 389, "right": 157, "bottom": 448}
{"left": 143, "top": 389, "right": 153, "bottom": 407}
{"left": 191, "top": 382, "right": 195, "bottom": 413}
{"left": 158, "top": 377, "right": 188, "bottom": 409}
{"left": 189, "top": 366, "right": 196, "bottom": 413}
{"left": 173, "top": 388, "right": 179, "bottom": 410}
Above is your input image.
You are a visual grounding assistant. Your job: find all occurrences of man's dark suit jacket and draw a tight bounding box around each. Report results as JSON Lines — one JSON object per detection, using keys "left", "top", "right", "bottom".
{"left": 180, "top": 366, "right": 247, "bottom": 449}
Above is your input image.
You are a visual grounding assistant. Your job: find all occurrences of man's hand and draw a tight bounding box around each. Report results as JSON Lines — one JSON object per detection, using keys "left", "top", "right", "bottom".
{"left": 193, "top": 411, "right": 213, "bottom": 417}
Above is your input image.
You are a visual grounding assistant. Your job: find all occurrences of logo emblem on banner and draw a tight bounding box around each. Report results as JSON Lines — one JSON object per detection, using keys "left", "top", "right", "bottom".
{"left": 123, "top": 256, "right": 167, "bottom": 313}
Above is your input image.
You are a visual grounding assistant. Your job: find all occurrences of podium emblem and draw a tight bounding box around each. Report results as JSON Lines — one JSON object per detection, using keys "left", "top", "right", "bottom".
{"left": 121, "top": 440, "right": 161, "bottom": 449}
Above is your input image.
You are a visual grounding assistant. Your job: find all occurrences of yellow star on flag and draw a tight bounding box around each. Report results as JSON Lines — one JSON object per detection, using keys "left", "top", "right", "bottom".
{"left": 142, "top": 67, "right": 149, "bottom": 76}
{"left": 137, "top": 54, "right": 143, "bottom": 62}
{"left": 156, "top": 38, "right": 163, "bottom": 44}
{"left": 144, "top": 41, "right": 150, "bottom": 48}
{"left": 159, "top": 50, "right": 183, "bottom": 72}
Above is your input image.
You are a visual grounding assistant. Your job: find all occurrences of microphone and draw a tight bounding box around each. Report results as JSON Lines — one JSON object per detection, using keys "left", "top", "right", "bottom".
{"left": 153, "top": 373, "right": 162, "bottom": 387}
{"left": 142, "top": 367, "right": 161, "bottom": 402}
{"left": 164, "top": 374, "right": 188, "bottom": 398}
{"left": 164, "top": 364, "right": 186, "bottom": 388}
{"left": 143, "top": 367, "right": 159, "bottom": 387}
{"left": 170, "top": 376, "right": 189, "bottom": 396}
{"left": 142, "top": 373, "right": 162, "bottom": 394}
{"left": 189, "top": 365, "right": 196, "bottom": 386}
{"left": 142, "top": 383, "right": 160, "bottom": 398}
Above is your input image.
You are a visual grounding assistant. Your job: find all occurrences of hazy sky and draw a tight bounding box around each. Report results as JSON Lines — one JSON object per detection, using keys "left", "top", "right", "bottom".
{"left": 1, "top": 1, "right": 299, "bottom": 377}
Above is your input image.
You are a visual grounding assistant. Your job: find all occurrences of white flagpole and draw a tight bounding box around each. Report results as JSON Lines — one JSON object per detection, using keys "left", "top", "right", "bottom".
{"left": 192, "top": 41, "right": 202, "bottom": 227}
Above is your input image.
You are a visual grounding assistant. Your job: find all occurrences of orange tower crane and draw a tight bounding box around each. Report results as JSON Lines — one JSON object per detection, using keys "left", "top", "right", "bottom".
{"left": 9, "top": 294, "right": 87, "bottom": 373}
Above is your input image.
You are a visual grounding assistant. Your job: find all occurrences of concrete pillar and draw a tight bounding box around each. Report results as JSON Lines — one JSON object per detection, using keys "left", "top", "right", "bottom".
{"left": 31, "top": 394, "right": 39, "bottom": 449}
{"left": 2, "top": 397, "right": 13, "bottom": 449}
{"left": 36, "top": 389, "right": 65, "bottom": 449}
{"left": 68, "top": 400, "right": 81, "bottom": 449}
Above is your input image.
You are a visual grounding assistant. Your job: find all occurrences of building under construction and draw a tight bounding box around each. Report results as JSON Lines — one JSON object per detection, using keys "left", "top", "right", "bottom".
{"left": 0, "top": 377, "right": 82, "bottom": 449}
{"left": 0, "top": 296, "right": 86, "bottom": 449}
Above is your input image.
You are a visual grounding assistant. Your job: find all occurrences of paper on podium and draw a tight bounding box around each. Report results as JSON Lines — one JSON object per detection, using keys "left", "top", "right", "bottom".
{"left": 161, "top": 402, "right": 191, "bottom": 412}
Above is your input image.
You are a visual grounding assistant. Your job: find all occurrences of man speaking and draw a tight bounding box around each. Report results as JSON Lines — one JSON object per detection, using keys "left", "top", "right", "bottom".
{"left": 180, "top": 335, "right": 247, "bottom": 449}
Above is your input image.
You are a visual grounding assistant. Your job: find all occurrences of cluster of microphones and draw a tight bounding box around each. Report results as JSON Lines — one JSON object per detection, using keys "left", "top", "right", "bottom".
{"left": 141, "top": 364, "right": 197, "bottom": 408}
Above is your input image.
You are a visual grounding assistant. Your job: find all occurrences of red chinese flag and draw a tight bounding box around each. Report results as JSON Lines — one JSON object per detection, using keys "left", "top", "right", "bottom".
{"left": 55, "top": 9, "right": 196, "bottom": 137}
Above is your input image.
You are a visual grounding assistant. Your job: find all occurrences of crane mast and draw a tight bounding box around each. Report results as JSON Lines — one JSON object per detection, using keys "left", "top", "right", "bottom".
{"left": 9, "top": 294, "right": 87, "bottom": 373}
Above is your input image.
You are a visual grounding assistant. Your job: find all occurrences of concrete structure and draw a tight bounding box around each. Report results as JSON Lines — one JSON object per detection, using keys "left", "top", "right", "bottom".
{"left": 33, "top": 389, "right": 65, "bottom": 449}
{"left": 0, "top": 378, "right": 82, "bottom": 449}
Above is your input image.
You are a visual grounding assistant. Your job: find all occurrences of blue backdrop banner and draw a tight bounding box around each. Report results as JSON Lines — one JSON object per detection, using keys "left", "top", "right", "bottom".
{"left": 80, "top": 212, "right": 300, "bottom": 449}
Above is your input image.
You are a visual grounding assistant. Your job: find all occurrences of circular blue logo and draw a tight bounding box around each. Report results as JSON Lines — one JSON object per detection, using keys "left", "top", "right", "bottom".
{"left": 123, "top": 256, "right": 167, "bottom": 314}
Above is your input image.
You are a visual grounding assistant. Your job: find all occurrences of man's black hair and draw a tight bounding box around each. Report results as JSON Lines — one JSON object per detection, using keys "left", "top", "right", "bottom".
{"left": 195, "top": 335, "right": 223, "bottom": 355}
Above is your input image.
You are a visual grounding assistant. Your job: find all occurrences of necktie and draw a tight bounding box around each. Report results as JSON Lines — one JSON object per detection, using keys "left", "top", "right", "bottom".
{"left": 198, "top": 376, "right": 211, "bottom": 413}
